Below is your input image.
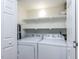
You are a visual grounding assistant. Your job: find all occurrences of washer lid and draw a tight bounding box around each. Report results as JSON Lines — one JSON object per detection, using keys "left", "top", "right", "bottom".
{"left": 38, "top": 39, "right": 67, "bottom": 47}
{"left": 18, "top": 37, "right": 42, "bottom": 44}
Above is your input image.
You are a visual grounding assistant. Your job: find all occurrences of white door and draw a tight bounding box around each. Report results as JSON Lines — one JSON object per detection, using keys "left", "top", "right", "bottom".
{"left": 3, "top": 45, "right": 17, "bottom": 59}
{"left": 18, "top": 45, "right": 35, "bottom": 59}
{"left": 1, "top": 0, "right": 17, "bottom": 59}
{"left": 2, "top": 0, "right": 17, "bottom": 38}
{"left": 67, "top": 0, "right": 77, "bottom": 59}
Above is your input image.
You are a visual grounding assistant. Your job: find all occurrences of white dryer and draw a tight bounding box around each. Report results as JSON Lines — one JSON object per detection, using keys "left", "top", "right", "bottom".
{"left": 17, "top": 34, "right": 43, "bottom": 59}
{"left": 38, "top": 34, "right": 67, "bottom": 59}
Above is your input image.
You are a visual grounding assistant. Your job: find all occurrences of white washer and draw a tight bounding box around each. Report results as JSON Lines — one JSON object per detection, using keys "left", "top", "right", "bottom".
{"left": 38, "top": 34, "right": 67, "bottom": 59}
{"left": 17, "top": 34, "right": 43, "bottom": 59}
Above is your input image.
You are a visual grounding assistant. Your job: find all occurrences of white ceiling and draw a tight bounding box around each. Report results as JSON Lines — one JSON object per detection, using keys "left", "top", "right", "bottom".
{"left": 18, "top": 0, "right": 66, "bottom": 10}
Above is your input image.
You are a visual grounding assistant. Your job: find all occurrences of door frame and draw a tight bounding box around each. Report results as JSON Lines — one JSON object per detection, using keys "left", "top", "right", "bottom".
{"left": 75, "top": 0, "right": 78, "bottom": 59}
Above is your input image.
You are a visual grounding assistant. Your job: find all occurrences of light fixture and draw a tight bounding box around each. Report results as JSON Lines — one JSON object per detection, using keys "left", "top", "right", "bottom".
{"left": 38, "top": 9, "right": 46, "bottom": 17}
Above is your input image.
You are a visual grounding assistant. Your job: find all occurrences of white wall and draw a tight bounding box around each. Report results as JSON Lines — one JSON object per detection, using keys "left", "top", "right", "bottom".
{"left": 17, "top": 2, "right": 65, "bottom": 24}
{"left": 26, "top": 4, "right": 65, "bottom": 18}
{"left": 17, "top": 1, "right": 66, "bottom": 38}
{"left": 17, "top": 2, "right": 27, "bottom": 24}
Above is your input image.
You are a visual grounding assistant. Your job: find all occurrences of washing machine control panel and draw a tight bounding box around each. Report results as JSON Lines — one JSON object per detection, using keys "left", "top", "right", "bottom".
{"left": 25, "top": 33, "right": 43, "bottom": 38}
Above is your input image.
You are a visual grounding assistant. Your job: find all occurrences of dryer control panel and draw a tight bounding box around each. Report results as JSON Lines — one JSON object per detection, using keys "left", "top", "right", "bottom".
{"left": 43, "top": 34, "right": 65, "bottom": 40}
